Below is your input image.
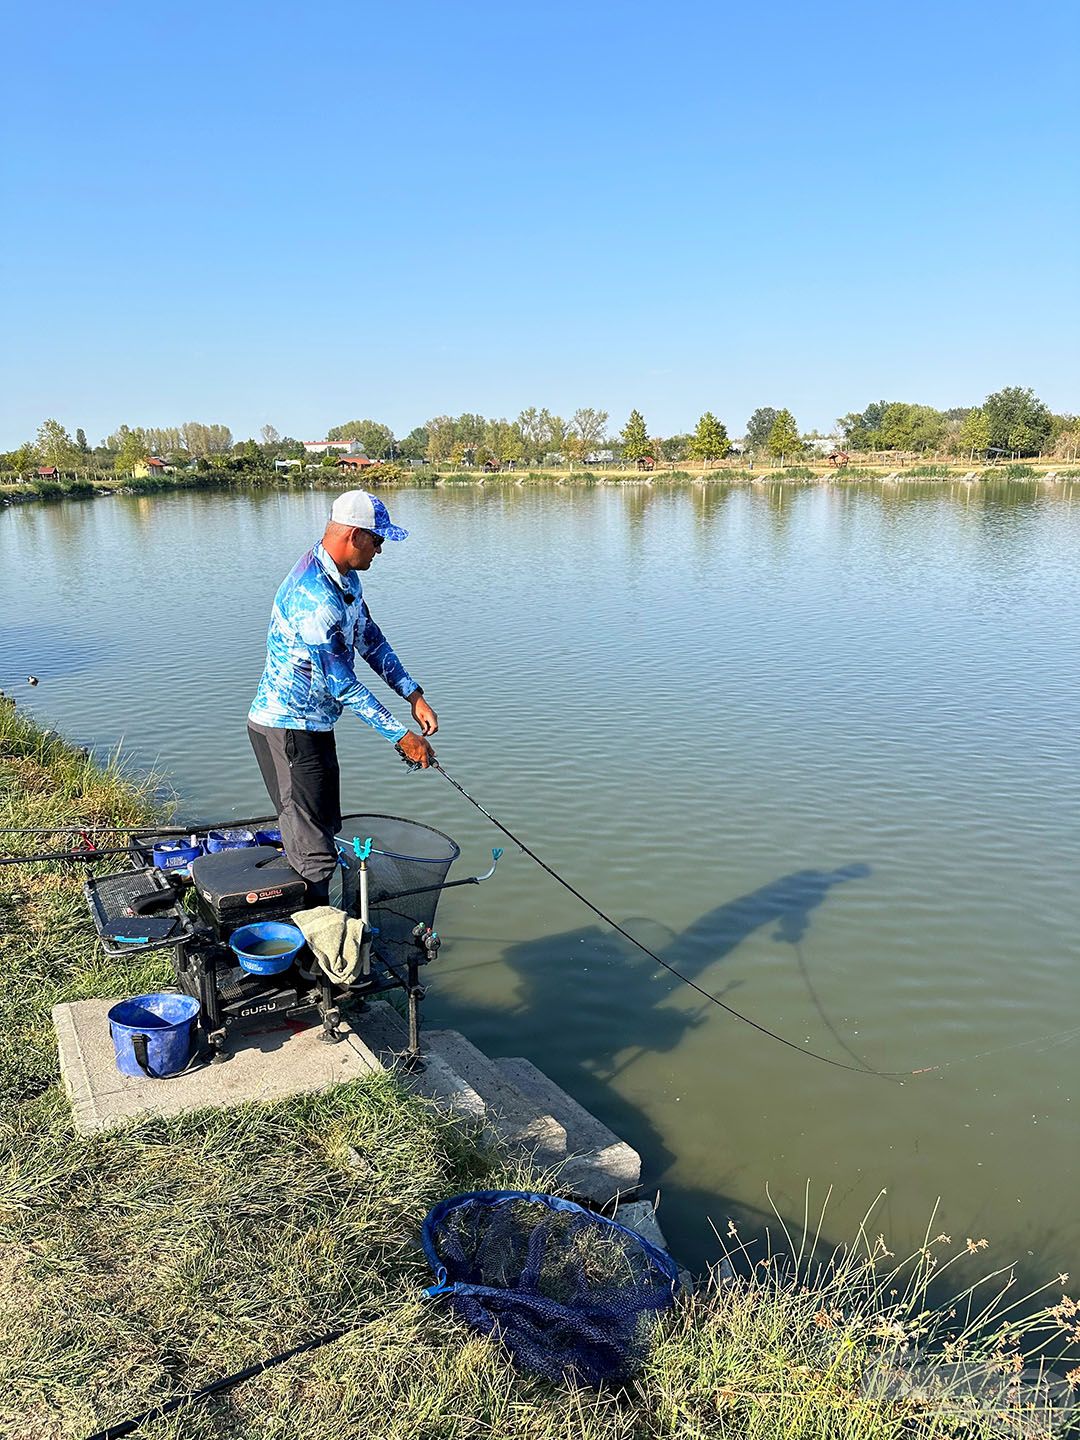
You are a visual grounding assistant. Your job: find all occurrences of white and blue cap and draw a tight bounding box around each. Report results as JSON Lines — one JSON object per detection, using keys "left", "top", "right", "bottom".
{"left": 330, "top": 489, "right": 409, "bottom": 541}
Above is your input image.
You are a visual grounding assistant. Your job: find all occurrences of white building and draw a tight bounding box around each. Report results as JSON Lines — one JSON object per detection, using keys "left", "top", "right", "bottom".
{"left": 302, "top": 439, "right": 365, "bottom": 456}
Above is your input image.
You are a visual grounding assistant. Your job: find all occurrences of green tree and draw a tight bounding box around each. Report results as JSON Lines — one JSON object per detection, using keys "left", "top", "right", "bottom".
{"left": 542, "top": 413, "right": 569, "bottom": 463}
{"left": 957, "top": 408, "right": 990, "bottom": 457}
{"left": 75, "top": 428, "right": 89, "bottom": 454}
{"left": 397, "top": 427, "right": 429, "bottom": 461}
{"left": 877, "top": 402, "right": 946, "bottom": 453}
{"left": 659, "top": 434, "right": 690, "bottom": 461}
{"left": 6, "top": 441, "right": 39, "bottom": 473}
{"left": 688, "top": 412, "right": 730, "bottom": 466}
{"left": 567, "top": 407, "right": 609, "bottom": 466}
{"left": 114, "top": 427, "right": 150, "bottom": 475}
{"left": 36, "top": 418, "right": 78, "bottom": 468}
{"left": 516, "top": 407, "right": 547, "bottom": 464}
{"left": 454, "top": 414, "right": 486, "bottom": 451}
{"left": 231, "top": 438, "right": 263, "bottom": 467}
{"left": 767, "top": 410, "right": 801, "bottom": 462}
{"left": 179, "top": 422, "right": 232, "bottom": 458}
{"left": 620, "top": 409, "right": 651, "bottom": 461}
{"left": 326, "top": 419, "right": 395, "bottom": 458}
{"left": 837, "top": 401, "right": 888, "bottom": 450}
{"left": 744, "top": 407, "right": 779, "bottom": 453}
{"left": 483, "top": 418, "right": 526, "bottom": 465}
{"left": 425, "top": 416, "right": 456, "bottom": 464}
{"left": 982, "top": 386, "right": 1052, "bottom": 456}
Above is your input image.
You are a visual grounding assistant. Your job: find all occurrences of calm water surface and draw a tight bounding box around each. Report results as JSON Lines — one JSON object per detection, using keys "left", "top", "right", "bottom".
{"left": 3, "top": 480, "right": 1079, "bottom": 1275}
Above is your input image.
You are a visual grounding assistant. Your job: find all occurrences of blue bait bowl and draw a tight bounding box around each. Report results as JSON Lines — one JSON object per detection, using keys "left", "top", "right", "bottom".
{"left": 229, "top": 920, "right": 305, "bottom": 975}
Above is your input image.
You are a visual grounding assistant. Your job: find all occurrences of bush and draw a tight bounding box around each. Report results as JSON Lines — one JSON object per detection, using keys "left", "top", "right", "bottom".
{"left": 993, "top": 463, "right": 1038, "bottom": 479}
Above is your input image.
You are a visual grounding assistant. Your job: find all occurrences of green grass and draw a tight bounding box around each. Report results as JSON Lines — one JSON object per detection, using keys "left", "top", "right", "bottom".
{"left": 1, "top": 705, "right": 1077, "bottom": 1439}
{"left": 989, "top": 464, "right": 1039, "bottom": 480}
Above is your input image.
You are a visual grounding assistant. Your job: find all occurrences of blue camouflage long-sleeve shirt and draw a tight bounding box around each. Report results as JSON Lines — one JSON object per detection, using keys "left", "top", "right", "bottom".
{"left": 248, "top": 543, "right": 418, "bottom": 742}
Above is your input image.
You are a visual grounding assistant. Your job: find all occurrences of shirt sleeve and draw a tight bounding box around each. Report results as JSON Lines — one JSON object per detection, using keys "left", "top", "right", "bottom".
{"left": 356, "top": 603, "right": 419, "bottom": 701}
{"left": 299, "top": 599, "right": 408, "bottom": 743}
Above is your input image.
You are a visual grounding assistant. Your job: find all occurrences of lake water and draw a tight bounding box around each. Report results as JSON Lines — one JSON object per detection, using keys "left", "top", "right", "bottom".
{"left": 3, "top": 479, "right": 1079, "bottom": 1277}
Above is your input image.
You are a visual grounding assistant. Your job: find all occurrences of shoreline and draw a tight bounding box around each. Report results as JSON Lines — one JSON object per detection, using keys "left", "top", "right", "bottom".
{"left": 2, "top": 462, "right": 1078, "bottom": 512}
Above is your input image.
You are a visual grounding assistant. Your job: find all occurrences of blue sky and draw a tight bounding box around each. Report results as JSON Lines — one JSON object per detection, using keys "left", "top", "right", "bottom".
{"left": 2, "top": 0, "right": 1077, "bottom": 448}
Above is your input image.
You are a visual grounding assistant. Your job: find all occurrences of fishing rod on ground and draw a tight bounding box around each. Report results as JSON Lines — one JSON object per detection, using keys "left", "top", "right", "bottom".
{"left": 0, "top": 815, "right": 282, "bottom": 865}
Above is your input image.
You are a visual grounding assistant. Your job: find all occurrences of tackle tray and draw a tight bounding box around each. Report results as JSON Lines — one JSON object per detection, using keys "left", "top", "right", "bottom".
{"left": 84, "top": 867, "right": 191, "bottom": 957}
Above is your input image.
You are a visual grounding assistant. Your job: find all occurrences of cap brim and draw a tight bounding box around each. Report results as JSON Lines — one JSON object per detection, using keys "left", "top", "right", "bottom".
{"left": 376, "top": 523, "right": 409, "bottom": 542}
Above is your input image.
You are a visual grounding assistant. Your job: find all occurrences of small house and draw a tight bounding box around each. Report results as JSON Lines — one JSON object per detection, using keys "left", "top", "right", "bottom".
{"left": 133, "top": 457, "right": 172, "bottom": 479}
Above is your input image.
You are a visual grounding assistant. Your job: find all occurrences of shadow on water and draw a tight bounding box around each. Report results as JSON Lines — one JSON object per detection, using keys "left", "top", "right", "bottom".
{"left": 430, "top": 863, "right": 872, "bottom": 1268}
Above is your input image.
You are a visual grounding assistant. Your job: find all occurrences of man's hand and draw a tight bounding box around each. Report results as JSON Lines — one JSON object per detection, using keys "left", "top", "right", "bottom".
{"left": 410, "top": 691, "right": 438, "bottom": 736}
{"left": 397, "top": 731, "right": 436, "bottom": 769}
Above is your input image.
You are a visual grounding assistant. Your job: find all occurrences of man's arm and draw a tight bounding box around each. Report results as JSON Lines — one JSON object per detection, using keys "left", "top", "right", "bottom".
{"left": 358, "top": 605, "right": 439, "bottom": 736}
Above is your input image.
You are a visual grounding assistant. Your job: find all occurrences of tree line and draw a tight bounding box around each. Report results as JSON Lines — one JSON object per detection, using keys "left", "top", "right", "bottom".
{"left": 4, "top": 387, "right": 1077, "bottom": 476}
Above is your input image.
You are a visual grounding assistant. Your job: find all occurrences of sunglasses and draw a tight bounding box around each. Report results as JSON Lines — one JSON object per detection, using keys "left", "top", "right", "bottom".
{"left": 362, "top": 530, "right": 384, "bottom": 550}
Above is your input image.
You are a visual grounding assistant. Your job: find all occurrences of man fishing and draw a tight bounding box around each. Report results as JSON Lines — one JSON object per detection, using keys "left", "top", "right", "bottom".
{"left": 247, "top": 489, "right": 437, "bottom": 904}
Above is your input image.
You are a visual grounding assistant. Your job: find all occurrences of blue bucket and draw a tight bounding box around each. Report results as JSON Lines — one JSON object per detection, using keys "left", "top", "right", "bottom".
{"left": 206, "top": 828, "right": 256, "bottom": 853}
{"left": 152, "top": 838, "right": 204, "bottom": 873}
{"left": 254, "top": 827, "right": 284, "bottom": 849}
{"left": 108, "top": 992, "right": 201, "bottom": 1078}
{"left": 229, "top": 920, "right": 305, "bottom": 976}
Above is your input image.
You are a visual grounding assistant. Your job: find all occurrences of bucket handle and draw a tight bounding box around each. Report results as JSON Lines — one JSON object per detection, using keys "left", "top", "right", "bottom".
{"left": 130, "top": 1033, "right": 157, "bottom": 1079}
{"left": 128, "top": 1029, "right": 203, "bottom": 1081}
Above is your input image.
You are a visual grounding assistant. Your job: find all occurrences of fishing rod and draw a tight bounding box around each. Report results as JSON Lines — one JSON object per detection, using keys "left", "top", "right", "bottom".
{"left": 0, "top": 844, "right": 141, "bottom": 866}
{"left": 0, "top": 813, "right": 278, "bottom": 838}
{"left": 427, "top": 760, "right": 899, "bottom": 1079}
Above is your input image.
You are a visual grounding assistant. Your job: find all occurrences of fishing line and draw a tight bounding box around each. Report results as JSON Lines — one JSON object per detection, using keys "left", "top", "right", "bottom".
{"left": 432, "top": 762, "right": 902, "bottom": 1080}
{"left": 908, "top": 1022, "right": 1080, "bottom": 1075}
{"left": 433, "top": 763, "right": 1080, "bottom": 1082}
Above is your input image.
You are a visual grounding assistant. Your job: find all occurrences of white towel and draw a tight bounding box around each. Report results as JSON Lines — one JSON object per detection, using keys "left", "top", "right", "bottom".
{"left": 291, "top": 905, "right": 366, "bottom": 985}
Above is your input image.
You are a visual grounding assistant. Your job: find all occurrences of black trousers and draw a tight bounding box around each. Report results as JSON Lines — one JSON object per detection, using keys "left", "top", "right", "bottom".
{"left": 247, "top": 722, "right": 341, "bottom": 899}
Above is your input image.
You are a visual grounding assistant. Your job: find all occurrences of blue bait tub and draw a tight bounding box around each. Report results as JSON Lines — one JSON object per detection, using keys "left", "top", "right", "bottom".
{"left": 152, "top": 838, "right": 203, "bottom": 873}
{"left": 206, "top": 828, "right": 256, "bottom": 853}
{"left": 229, "top": 920, "right": 305, "bottom": 976}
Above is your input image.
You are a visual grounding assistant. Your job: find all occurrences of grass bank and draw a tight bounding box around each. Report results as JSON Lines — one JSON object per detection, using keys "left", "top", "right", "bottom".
{"left": 1, "top": 703, "right": 1076, "bottom": 1438}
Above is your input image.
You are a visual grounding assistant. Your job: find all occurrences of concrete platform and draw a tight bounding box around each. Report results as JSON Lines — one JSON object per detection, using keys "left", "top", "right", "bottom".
{"left": 53, "top": 998, "right": 419, "bottom": 1134}
{"left": 54, "top": 996, "right": 526, "bottom": 1137}
{"left": 425, "top": 1029, "right": 567, "bottom": 1167}
{"left": 496, "top": 1056, "right": 641, "bottom": 1203}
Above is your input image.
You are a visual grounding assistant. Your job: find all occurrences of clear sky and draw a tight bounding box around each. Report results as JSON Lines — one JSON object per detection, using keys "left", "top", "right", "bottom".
{"left": 2, "top": 0, "right": 1077, "bottom": 448}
